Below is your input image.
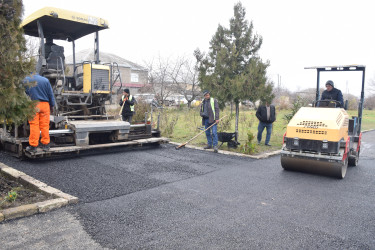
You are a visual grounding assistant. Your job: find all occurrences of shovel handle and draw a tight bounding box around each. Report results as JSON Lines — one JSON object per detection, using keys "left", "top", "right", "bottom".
{"left": 175, "top": 115, "right": 228, "bottom": 150}
{"left": 175, "top": 144, "right": 186, "bottom": 150}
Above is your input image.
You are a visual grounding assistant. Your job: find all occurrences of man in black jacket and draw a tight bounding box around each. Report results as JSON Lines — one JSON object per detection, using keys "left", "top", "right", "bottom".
{"left": 256, "top": 100, "right": 276, "bottom": 146}
{"left": 119, "top": 89, "right": 135, "bottom": 123}
{"left": 321, "top": 80, "right": 344, "bottom": 107}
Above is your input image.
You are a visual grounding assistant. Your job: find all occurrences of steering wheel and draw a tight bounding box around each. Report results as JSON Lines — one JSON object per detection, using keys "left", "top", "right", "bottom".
{"left": 315, "top": 99, "right": 342, "bottom": 108}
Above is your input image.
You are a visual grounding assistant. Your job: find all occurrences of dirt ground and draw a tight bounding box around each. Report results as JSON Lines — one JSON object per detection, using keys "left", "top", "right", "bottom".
{"left": 0, "top": 172, "right": 52, "bottom": 210}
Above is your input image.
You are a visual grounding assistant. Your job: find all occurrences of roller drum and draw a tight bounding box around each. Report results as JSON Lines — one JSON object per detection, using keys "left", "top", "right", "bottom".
{"left": 281, "top": 152, "right": 348, "bottom": 179}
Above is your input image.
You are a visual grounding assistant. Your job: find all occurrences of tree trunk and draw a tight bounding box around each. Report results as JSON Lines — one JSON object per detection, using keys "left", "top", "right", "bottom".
{"left": 187, "top": 100, "right": 192, "bottom": 108}
{"left": 230, "top": 102, "right": 233, "bottom": 115}
{"left": 235, "top": 101, "right": 239, "bottom": 142}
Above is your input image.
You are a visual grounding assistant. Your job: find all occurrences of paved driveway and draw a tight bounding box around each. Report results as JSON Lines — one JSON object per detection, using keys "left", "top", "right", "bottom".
{"left": 1, "top": 132, "right": 375, "bottom": 249}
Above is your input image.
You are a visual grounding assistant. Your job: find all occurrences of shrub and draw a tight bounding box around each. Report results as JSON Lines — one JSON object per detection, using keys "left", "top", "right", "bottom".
{"left": 283, "top": 96, "right": 304, "bottom": 125}
{"left": 239, "top": 130, "right": 256, "bottom": 154}
{"left": 132, "top": 99, "right": 150, "bottom": 123}
{"left": 218, "top": 114, "right": 234, "bottom": 132}
{"left": 160, "top": 111, "right": 179, "bottom": 137}
{"left": 0, "top": 190, "right": 18, "bottom": 207}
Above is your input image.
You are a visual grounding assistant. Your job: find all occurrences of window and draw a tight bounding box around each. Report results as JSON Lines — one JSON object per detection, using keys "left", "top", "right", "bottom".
{"left": 131, "top": 73, "right": 139, "bottom": 83}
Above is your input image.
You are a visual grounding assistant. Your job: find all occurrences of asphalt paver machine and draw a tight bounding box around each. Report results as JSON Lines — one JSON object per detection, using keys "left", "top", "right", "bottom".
{"left": 281, "top": 65, "right": 365, "bottom": 178}
{"left": 0, "top": 7, "right": 167, "bottom": 158}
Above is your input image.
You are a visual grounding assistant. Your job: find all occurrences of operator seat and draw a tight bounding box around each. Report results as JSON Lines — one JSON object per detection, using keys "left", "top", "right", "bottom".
{"left": 46, "top": 44, "right": 65, "bottom": 70}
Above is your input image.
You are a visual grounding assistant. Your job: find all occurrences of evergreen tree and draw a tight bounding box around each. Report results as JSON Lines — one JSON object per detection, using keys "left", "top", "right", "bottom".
{"left": 0, "top": 0, "right": 35, "bottom": 126}
{"left": 197, "top": 2, "right": 274, "bottom": 141}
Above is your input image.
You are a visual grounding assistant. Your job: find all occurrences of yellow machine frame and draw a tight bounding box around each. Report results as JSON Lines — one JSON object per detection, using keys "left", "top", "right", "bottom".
{"left": 21, "top": 7, "right": 108, "bottom": 40}
{"left": 286, "top": 107, "right": 349, "bottom": 142}
{"left": 82, "top": 64, "right": 111, "bottom": 94}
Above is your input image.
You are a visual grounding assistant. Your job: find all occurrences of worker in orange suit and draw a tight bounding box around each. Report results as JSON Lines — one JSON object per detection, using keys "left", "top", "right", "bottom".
{"left": 24, "top": 73, "right": 55, "bottom": 153}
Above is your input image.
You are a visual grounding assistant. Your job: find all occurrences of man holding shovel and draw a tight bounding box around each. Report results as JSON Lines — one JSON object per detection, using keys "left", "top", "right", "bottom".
{"left": 119, "top": 89, "right": 135, "bottom": 123}
{"left": 200, "top": 90, "right": 220, "bottom": 153}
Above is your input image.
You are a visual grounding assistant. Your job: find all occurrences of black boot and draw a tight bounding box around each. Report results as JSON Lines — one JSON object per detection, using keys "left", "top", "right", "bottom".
{"left": 41, "top": 143, "right": 50, "bottom": 151}
{"left": 26, "top": 146, "right": 38, "bottom": 153}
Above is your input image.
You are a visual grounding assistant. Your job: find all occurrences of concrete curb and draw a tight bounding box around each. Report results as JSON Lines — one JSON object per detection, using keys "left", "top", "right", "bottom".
{"left": 0, "top": 163, "right": 78, "bottom": 223}
{"left": 362, "top": 129, "right": 375, "bottom": 133}
{"left": 169, "top": 130, "right": 375, "bottom": 160}
{"left": 169, "top": 142, "right": 281, "bottom": 159}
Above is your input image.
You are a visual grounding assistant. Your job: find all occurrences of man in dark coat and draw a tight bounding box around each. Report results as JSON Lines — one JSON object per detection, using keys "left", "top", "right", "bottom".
{"left": 321, "top": 80, "right": 344, "bottom": 107}
{"left": 256, "top": 100, "right": 276, "bottom": 146}
{"left": 200, "top": 90, "right": 220, "bottom": 153}
{"left": 119, "top": 89, "right": 135, "bottom": 123}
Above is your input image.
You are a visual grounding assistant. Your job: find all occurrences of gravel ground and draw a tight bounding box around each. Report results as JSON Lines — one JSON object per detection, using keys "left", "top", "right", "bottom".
{"left": 1, "top": 132, "right": 375, "bottom": 249}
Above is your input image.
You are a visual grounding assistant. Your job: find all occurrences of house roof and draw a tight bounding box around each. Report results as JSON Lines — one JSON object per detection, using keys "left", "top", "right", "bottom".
{"left": 65, "top": 49, "right": 148, "bottom": 71}
{"left": 113, "top": 83, "right": 149, "bottom": 88}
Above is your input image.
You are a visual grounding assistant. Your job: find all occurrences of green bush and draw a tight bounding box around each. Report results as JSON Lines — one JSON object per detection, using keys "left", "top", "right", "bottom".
{"left": 283, "top": 97, "right": 304, "bottom": 125}
{"left": 239, "top": 130, "right": 256, "bottom": 154}
{"left": 218, "top": 113, "right": 235, "bottom": 132}
{"left": 0, "top": 190, "right": 18, "bottom": 207}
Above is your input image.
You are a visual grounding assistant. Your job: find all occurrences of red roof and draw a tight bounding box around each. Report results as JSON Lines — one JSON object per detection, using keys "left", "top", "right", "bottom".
{"left": 113, "top": 83, "right": 150, "bottom": 88}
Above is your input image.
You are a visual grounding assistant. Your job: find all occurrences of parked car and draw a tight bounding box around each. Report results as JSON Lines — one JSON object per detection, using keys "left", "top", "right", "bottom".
{"left": 134, "top": 94, "right": 155, "bottom": 104}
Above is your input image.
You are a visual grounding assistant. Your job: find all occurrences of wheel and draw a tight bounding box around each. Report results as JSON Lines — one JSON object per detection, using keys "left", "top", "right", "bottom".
{"left": 348, "top": 147, "right": 360, "bottom": 167}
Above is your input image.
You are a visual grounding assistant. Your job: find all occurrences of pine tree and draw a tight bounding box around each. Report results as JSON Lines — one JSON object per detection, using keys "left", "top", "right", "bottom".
{"left": 197, "top": 2, "right": 274, "bottom": 141}
{"left": 0, "top": 0, "right": 35, "bottom": 126}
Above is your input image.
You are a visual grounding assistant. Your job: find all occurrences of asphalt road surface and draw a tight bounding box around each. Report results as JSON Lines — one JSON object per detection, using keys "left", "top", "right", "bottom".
{"left": 1, "top": 131, "right": 375, "bottom": 249}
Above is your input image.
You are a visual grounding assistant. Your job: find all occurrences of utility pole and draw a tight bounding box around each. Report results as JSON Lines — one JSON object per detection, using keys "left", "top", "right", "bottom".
{"left": 346, "top": 80, "right": 349, "bottom": 96}
{"left": 277, "top": 74, "right": 282, "bottom": 95}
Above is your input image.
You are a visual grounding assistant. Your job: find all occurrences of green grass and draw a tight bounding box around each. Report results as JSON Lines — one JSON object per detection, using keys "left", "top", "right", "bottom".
{"left": 348, "top": 109, "right": 375, "bottom": 131}
{"left": 158, "top": 107, "right": 375, "bottom": 155}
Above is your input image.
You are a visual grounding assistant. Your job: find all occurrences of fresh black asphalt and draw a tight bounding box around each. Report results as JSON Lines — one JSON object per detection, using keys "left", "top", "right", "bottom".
{"left": 1, "top": 131, "right": 375, "bottom": 249}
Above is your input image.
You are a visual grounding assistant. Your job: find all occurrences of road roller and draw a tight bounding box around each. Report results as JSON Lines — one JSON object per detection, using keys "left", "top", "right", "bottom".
{"left": 281, "top": 65, "right": 365, "bottom": 178}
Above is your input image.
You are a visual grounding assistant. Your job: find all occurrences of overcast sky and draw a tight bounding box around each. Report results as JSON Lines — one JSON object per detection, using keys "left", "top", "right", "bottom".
{"left": 23, "top": 0, "right": 375, "bottom": 96}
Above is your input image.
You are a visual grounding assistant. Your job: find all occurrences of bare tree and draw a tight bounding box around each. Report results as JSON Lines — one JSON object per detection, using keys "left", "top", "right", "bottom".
{"left": 24, "top": 36, "right": 39, "bottom": 61}
{"left": 144, "top": 55, "right": 174, "bottom": 106}
{"left": 364, "top": 94, "right": 375, "bottom": 110}
{"left": 273, "top": 85, "right": 292, "bottom": 109}
{"left": 293, "top": 88, "right": 318, "bottom": 106}
{"left": 343, "top": 93, "right": 359, "bottom": 110}
{"left": 368, "top": 75, "right": 375, "bottom": 94}
{"left": 169, "top": 56, "right": 201, "bottom": 108}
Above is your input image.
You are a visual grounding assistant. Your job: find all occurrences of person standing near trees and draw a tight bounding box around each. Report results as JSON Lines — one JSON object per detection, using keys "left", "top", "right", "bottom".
{"left": 119, "top": 89, "right": 135, "bottom": 123}
{"left": 200, "top": 90, "right": 220, "bottom": 153}
{"left": 256, "top": 99, "right": 276, "bottom": 146}
{"left": 24, "top": 73, "right": 55, "bottom": 153}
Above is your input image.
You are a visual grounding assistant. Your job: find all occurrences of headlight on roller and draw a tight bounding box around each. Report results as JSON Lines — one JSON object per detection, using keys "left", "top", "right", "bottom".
{"left": 322, "top": 140, "right": 328, "bottom": 149}
{"left": 293, "top": 138, "right": 299, "bottom": 146}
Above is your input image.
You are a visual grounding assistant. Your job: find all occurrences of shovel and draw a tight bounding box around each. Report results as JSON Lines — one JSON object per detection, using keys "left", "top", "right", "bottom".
{"left": 118, "top": 96, "right": 127, "bottom": 120}
{"left": 175, "top": 115, "right": 228, "bottom": 150}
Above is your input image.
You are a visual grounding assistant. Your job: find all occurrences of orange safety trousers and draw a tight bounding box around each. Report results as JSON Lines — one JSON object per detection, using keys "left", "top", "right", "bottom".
{"left": 29, "top": 101, "right": 50, "bottom": 147}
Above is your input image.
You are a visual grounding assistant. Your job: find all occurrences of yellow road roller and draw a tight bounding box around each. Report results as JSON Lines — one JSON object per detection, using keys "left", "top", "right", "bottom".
{"left": 281, "top": 65, "right": 365, "bottom": 178}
